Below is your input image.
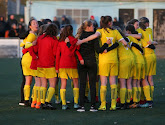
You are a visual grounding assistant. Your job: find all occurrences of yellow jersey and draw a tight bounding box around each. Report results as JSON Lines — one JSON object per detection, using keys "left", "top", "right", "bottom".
{"left": 127, "top": 36, "right": 145, "bottom": 64}
{"left": 117, "top": 40, "right": 134, "bottom": 60}
{"left": 96, "top": 28, "right": 123, "bottom": 64}
{"left": 137, "top": 28, "right": 154, "bottom": 55}
{"left": 20, "top": 33, "right": 37, "bottom": 49}
{"left": 146, "top": 27, "right": 153, "bottom": 41}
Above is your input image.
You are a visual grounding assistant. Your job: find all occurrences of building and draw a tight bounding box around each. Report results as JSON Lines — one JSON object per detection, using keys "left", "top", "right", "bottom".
{"left": 0, "top": 0, "right": 25, "bottom": 20}
{"left": 28, "top": 0, "right": 165, "bottom": 43}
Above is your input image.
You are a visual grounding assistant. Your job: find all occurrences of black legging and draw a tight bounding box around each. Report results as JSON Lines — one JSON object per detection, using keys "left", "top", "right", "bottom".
{"left": 78, "top": 60, "right": 97, "bottom": 107}
{"left": 20, "top": 58, "right": 25, "bottom": 102}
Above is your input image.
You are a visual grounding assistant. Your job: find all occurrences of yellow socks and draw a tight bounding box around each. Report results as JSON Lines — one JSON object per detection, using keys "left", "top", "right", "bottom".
{"left": 143, "top": 85, "right": 151, "bottom": 101}
{"left": 36, "top": 86, "right": 40, "bottom": 103}
{"left": 150, "top": 86, "right": 154, "bottom": 101}
{"left": 85, "top": 81, "right": 89, "bottom": 97}
{"left": 132, "top": 87, "right": 138, "bottom": 103}
{"left": 60, "top": 89, "right": 66, "bottom": 105}
{"left": 45, "top": 87, "right": 55, "bottom": 103}
{"left": 120, "top": 88, "right": 126, "bottom": 104}
{"left": 55, "top": 84, "right": 59, "bottom": 102}
{"left": 126, "top": 89, "right": 132, "bottom": 103}
{"left": 137, "top": 87, "right": 141, "bottom": 102}
{"left": 40, "top": 87, "right": 47, "bottom": 104}
{"left": 31, "top": 85, "right": 35, "bottom": 99}
{"left": 100, "top": 86, "right": 107, "bottom": 106}
{"left": 24, "top": 85, "right": 30, "bottom": 101}
{"left": 73, "top": 88, "right": 79, "bottom": 104}
{"left": 110, "top": 84, "right": 117, "bottom": 108}
{"left": 96, "top": 82, "right": 99, "bottom": 97}
{"left": 32, "top": 85, "right": 37, "bottom": 102}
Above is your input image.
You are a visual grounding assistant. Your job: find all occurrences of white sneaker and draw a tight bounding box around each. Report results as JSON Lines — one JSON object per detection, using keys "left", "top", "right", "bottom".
{"left": 77, "top": 107, "right": 85, "bottom": 112}
{"left": 90, "top": 106, "right": 98, "bottom": 112}
{"left": 19, "top": 102, "right": 25, "bottom": 106}
{"left": 55, "top": 100, "right": 61, "bottom": 104}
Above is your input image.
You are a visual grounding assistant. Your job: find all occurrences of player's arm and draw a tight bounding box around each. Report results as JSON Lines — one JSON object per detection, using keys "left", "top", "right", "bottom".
{"left": 131, "top": 42, "right": 144, "bottom": 54}
{"left": 94, "top": 38, "right": 109, "bottom": 54}
{"left": 75, "top": 50, "right": 84, "bottom": 65}
{"left": 147, "top": 44, "right": 156, "bottom": 49}
{"left": 125, "top": 34, "right": 142, "bottom": 39}
{"left": 25, "top": 33, "right": 36, "bottom": 48}
{"left": 55, "top": 44, "right": 61, "bottom": 73}
{"left": 76, "top": 32, "right": 100, "bottom": 45}
{"left": 106, "top": 42, "right": 119, "bottom": 52}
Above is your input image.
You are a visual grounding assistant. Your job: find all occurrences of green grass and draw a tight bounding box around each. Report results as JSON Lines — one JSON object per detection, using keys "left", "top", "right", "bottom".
{"left": 0, "top": 58, "right": 165, "bottom": 125}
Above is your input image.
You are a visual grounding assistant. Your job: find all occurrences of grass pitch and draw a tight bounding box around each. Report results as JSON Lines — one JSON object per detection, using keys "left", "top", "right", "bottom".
{"left": 0, "top": 58, "right": 165, "bottom": 125}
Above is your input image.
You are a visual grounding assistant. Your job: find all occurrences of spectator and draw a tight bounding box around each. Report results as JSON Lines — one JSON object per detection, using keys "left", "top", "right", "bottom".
{"left": 0, "top": 16, "right": 6, "bottom": 37}
{"left": 43, "top": 18, "right": 52, "bottom": 24}
{"left": 8, "top": 23, "right": 18, "bottom": 37}
{"left": 40, "top": 18, "right": 44, "bottom": 23}
{"left": 19, "top": 18, "right": 27, "bottom": 31}
{"left": 61, "top": 15, "right": 70, "bottom": 25}
{"left": 7, "top": 14, "right": 18, "bottom": 29}
{"left": 90, "top": 15, "right": 98, "bottom": 31}
{"left": 53, "top": 16, "right": 60, "bottom": 30}
{"left": 113, "top": 17, "right": 120, "bottom": 27}
{"left": 18, "top": 24, "right": 26, "bottom": 36}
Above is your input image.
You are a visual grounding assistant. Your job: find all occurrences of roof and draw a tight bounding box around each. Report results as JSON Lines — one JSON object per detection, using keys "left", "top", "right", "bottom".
{"left": 31, "top": 0, "right": 165, "bottom": 2}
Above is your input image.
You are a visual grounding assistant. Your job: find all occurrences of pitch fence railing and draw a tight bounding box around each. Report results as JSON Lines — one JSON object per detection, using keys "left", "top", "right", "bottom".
{"left": 0, "top": 38, "right": 23, "bottom": 58}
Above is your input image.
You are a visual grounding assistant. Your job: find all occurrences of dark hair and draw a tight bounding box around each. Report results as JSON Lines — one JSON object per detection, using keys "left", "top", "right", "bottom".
{"left": 139, "top": 17, "right": 149, "bottom": 30}
{"left": 28, "top": 19, "right": 36, "bottom": 30}
{"left": 126, "top": 24, "right": 138, "bottom": 34}
{"left": 38, "top": 21, "right": 43, "bottom": 27}
{"left": 38, "top": 24, "right": 49, "bottom": 36}
{"left": 43, "top": 19, "right": 52, "bottom": 24}
{"left": 127, "top": 19, "right": 139, "bottom": 25}
{"left": 43, "top": 23, "right": 58, "bottom": 39}
{"left": 100, "top": 16, "right": 113, "bottom": 33}
{"left": 59, "top": 25, "right": 73, "bottom": 41}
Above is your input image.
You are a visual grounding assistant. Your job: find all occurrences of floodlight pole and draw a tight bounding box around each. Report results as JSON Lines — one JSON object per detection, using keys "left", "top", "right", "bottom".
{"left": 6, "top": 0, "right": 8, "bottom": 20}
{"left": 29, "top": 0, "right": 31, "bottom": 20}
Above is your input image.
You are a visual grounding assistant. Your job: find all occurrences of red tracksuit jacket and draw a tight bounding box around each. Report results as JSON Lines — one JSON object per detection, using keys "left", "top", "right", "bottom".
{"left": 55, "top": 36, "right": 83, "bottom": 70}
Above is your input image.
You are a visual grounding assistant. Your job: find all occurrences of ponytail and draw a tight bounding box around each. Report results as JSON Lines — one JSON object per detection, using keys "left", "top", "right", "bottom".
{"left": 76, "top": 25, "right": 84, "bottom": 39}
{"left": 76, "top": 20, "right": 92, "bottom": 39}
{"left": 59, "top": 24, "right": 73, "bottom": 41}
{"left": 100, "top": 15, "right": 113, "bottom": 33}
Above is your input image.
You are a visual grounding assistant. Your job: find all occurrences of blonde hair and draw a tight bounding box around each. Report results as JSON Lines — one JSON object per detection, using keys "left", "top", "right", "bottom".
{"left": 75, "top": 20, "right": 92, "bottom": 39}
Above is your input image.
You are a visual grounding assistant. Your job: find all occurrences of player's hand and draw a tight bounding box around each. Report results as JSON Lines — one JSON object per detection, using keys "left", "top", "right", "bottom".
{"left": 32, "top": 40, "right": 37, "bottom": 45}
{"left": 103, "top": 49, "right": 107, "bottom": 53}
{"left": 56, "top": 70, "right": 59, "bottom": 73}
{"left": 147, "top": 41, "right": 152, "bottom": 45}
{"left": 80, "top": 60, "right": 84, "bottom": 65}
{"left": 76, "top": 40, "right": 82, "bottom": 45}
{"left": 106, "top": 39, "right": 112, "bottom": 44}
{"left": 65, "top": 37, "right": 69, "bottom": 43}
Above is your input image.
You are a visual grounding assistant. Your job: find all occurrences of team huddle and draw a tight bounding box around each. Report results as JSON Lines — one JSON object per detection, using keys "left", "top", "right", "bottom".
{"left": 19, "top": 15, "right": 157, "bottom": 112}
